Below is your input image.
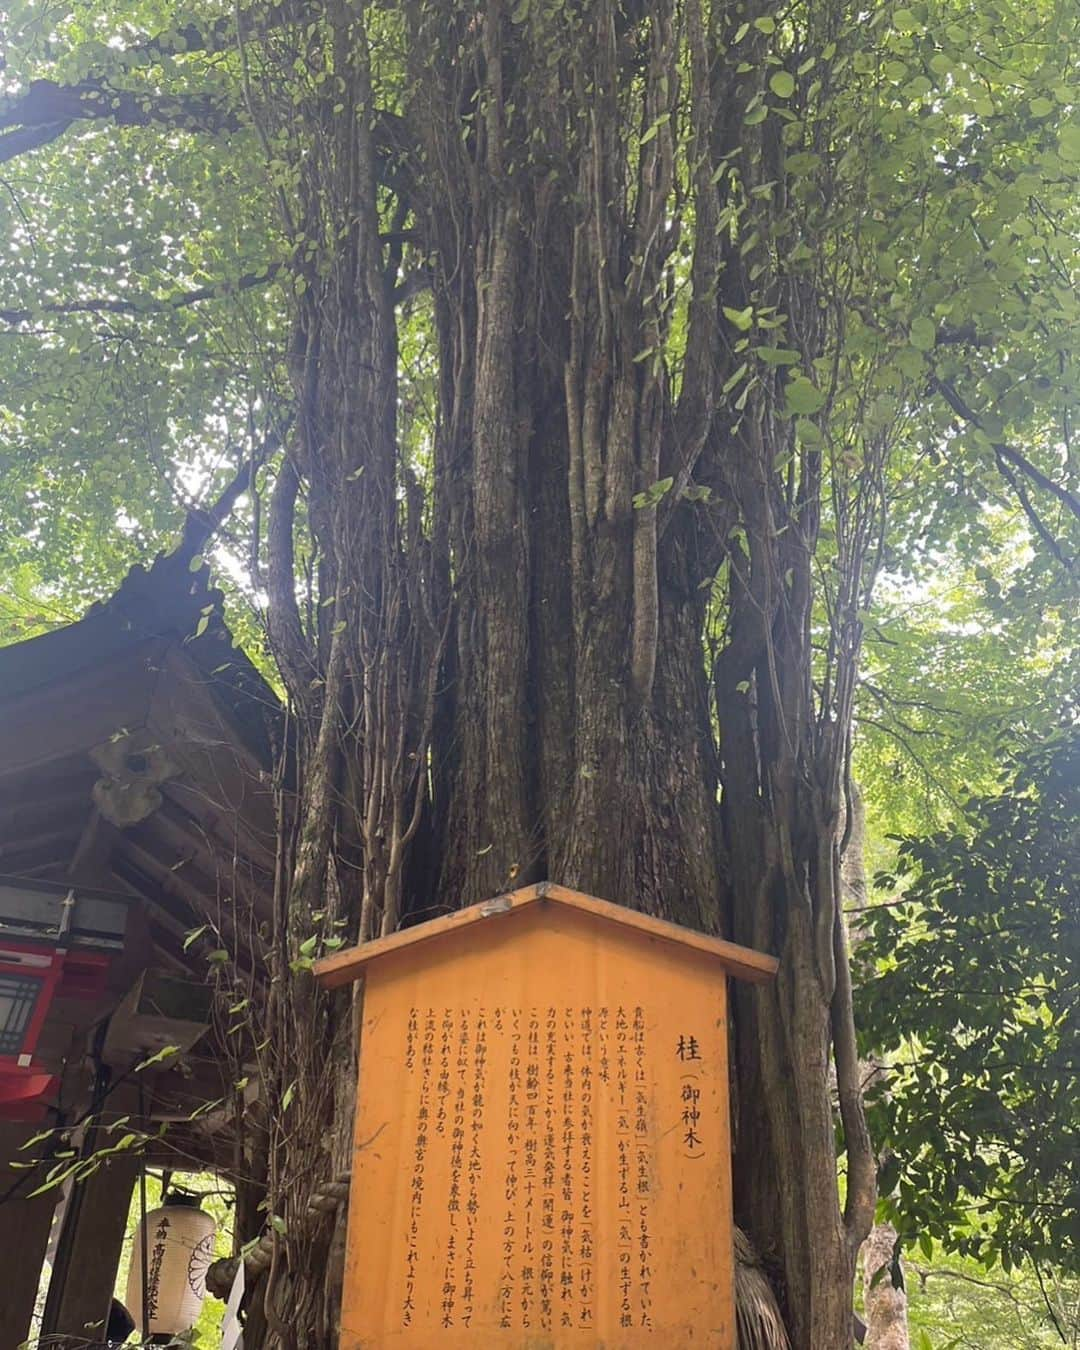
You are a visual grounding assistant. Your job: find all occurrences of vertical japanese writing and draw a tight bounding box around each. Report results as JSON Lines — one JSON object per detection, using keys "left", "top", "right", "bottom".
{"left": 499, "top": 1008, "right": 521, "bottom": 1329}
{"left": 634, "top": 1006, "right": 653, "bottom": 1330}
{"left": 440, "top": 1010, "right": 469, "bottom": 1328}
{"left": 436, "top": 1009, "right": 453, "bottom": 1138}
{"left": 402, "top": 1007, "right": 435, "bottom": 1327}
{"left": 521, "top": 1008, "right": 540, "bottom": 1330}
{"left": 681, "top": 1082, "right": 703, "bottom": 1153}
{"left": 559, "top": 1005, "right": 576, "bottom": 1328}
{"left": 146, "top": 1212, "right": 170, "bottom": 1320}
{"left": 391, "top": 996, "right": 687, "bottom": 1337}
{"left": 462, "top": 1007, "right": 486, "bottom": 1329}
{"left": 540, "top": 1005, "right": 557, "bottom": 1331}
{"left": 677, "top": 1029, "right": 705, "bottom": 1158}
{"left": 405, "top": 1006, "right": 418, "bottom": 1070}
{"left": 578, "top": 1005, "right": 595, "bottom": 1329}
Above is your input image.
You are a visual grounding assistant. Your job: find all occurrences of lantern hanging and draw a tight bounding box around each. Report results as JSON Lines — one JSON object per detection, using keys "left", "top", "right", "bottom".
{"left": 126, "top": 1192, "right": 216, "bottom": 1337}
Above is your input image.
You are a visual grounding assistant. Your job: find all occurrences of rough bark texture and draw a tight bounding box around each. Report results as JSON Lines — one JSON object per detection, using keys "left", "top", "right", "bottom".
{"left": 862, "top": 1224, "right": 910, "bottom": 1350}
{"left": 844, "top": 791, "right": 910, "bottom": 1350}
{"left": 231, "top": 2, "right": 888, "bottom": 1346}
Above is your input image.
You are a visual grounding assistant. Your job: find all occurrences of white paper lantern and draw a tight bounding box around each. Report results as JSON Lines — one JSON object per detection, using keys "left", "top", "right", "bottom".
{"left": 126, "top": 1193, "right": 216, "bottom": 1335}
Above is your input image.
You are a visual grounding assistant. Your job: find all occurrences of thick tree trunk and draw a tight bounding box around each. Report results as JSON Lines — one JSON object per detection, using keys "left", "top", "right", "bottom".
{"left": 244, "top": 3, "right": 882, "bottom": 1346}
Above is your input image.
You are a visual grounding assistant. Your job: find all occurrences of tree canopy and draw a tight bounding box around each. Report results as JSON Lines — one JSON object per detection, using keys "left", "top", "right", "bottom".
{"left": 859, "top": 734, "right": 1079, "bottom": 1278}
{"left": 1, "top": 1, "right": 1078, "bottom": 1346}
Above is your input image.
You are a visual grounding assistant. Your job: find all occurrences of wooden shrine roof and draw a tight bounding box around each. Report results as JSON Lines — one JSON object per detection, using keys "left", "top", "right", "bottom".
{"left": 0, "top": 553, "right": 281, "bottom": 1160}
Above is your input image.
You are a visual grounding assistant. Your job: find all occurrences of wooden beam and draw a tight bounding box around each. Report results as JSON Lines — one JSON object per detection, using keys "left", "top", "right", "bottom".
{"left": 66, "top": 808, "right": 121, "bottom": 884}
{"left": 148, "top": 647, "right": 277, "bottom": 871}
{"left": 139, "top": 800, "right": 271, "bottom": 921}
{"left": 0, "top": 1123, "right": 61, "bottom": 1350}
{"left": 0, "top": 824, "right": 81, "bottom": 865}
{"left": 40, "top": 1150, "right": 138, "bottom": 1346}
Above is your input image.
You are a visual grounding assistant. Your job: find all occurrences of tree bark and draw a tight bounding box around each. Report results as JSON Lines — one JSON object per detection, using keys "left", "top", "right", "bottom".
{"left": 237, "top": 3, "right": 884, "bottom": 1346}
{"left": 844, "top": 790, "right": 910, "bottom": 1350}
{"left": 862, "top": 1224, "right": 910, "bottom": 1350}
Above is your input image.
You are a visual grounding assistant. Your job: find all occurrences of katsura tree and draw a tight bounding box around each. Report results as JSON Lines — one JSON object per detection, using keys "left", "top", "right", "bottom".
{"left": 2, "top": 1, "right": 1078, "bottom": 1346}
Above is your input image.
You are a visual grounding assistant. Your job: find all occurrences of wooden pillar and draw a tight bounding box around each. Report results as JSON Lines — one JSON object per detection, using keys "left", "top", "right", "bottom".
{"left": 40, "top": 1150, "right": 138, "bottom": 1345}
{"left": 0, "top": 1122, "right": 61, "bottom": 1350}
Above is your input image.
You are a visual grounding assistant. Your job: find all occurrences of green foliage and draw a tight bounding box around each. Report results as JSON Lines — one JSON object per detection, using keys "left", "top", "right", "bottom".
{"left": 857, "top": 734, "right": 1080, "bottom": 1275}
{"left": 1, "top": 0, "right": 1078, "bottom": 1335}
{"left": 905, "top": 1250, "right": 1080, "bottom": 1349}
{"left": 855, "top": 528, "right": 1076, "bottom": 842}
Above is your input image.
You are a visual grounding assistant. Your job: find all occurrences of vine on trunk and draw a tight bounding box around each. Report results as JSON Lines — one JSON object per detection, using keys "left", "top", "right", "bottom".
{"left": 233, "top": 2, "right": 892, "bottom": 1345}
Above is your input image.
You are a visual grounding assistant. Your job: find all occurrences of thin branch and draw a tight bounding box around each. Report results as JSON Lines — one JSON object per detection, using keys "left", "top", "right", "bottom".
{"left": 0, "top": 264, "right": 281, "bottom": 326}
{"left": 993, "top": 447, "right": 1073, "bottom": 571}
{"left": 932, "top": 376, "right": 1080, "bottom": 524}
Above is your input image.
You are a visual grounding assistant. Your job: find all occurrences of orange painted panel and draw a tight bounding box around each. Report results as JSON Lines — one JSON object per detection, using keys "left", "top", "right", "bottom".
{"left": 341, "top": 900, "right": 734, "bottom": 1348}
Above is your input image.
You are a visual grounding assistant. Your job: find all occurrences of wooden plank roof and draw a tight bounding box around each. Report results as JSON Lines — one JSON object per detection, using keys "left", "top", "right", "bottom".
{"left": 314, "top": 880, "right": 779, "bottom": 988}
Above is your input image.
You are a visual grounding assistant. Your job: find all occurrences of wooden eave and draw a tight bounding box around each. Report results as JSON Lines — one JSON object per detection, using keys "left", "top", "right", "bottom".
{"left": 314, "top": 881, "right": 779, "bottom": 989}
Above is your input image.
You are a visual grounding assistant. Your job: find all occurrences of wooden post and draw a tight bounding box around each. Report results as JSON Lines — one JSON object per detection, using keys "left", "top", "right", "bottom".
{"left": 0, "top": 1122, "right": 61, "bottom": 1350}
{"left": 40, "top": 1150, "right": 138, "bottom": 1345}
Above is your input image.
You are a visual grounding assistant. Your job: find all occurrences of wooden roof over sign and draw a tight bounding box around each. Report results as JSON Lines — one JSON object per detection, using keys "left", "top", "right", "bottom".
{"left": 314, "top": 880, "right": 779, "bottom": 988}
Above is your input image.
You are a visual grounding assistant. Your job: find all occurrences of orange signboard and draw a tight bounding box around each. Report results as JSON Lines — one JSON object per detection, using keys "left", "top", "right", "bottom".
{"left": 315, "top": 883, "right": 777, "bottom": 1349}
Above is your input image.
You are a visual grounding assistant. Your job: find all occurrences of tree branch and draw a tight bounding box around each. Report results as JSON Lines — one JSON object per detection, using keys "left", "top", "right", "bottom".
{"left": 0, "top": 264, "right": 281, "bottom": 326}
{"left": 176, "top": 424, "right": 286, "bottom": 565}
{"left": 0, "top": 78, "right": 243, "bottom": 166}
{"left": 932, "top": 376, "right": 1080, "bottom": 525}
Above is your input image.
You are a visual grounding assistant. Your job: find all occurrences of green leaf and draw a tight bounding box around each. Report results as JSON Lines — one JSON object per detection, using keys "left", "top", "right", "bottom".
{"left": 183, "top": 924, "right": 209, "bottom": 951}
{"left": 909, "top": 317, "right": 937, "bottom": 352}
{"left": 1057, "top": 125, "right": 1080, "bottom": 162}
{"left": 640, "top": 114, "right": 670, "bottom": 147}
{"left": 794, "top": 418, "right": 823, "bottom": 447}
{"left": 785, "top": 151, "right": 821, "bottom": 176}
{"left": 753, "top": 16, "right": 776, "bottom": 33}
{"left": 784, "top": 376, "right": 826, "bottom": 415}
{"left": 769, "top": 72, "right": 795, "bottom": 99}
{"left": 632, "top": 476, "right": 674, "bottom": 510}
{"left": 135, "top": 1044, "right": 180, "bottom": 1072}
{"left": 722, "top": 305, "right": 754, "bottom": 332}
{"left": 756, "top": 346, "right": 801, "bottom": 366}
